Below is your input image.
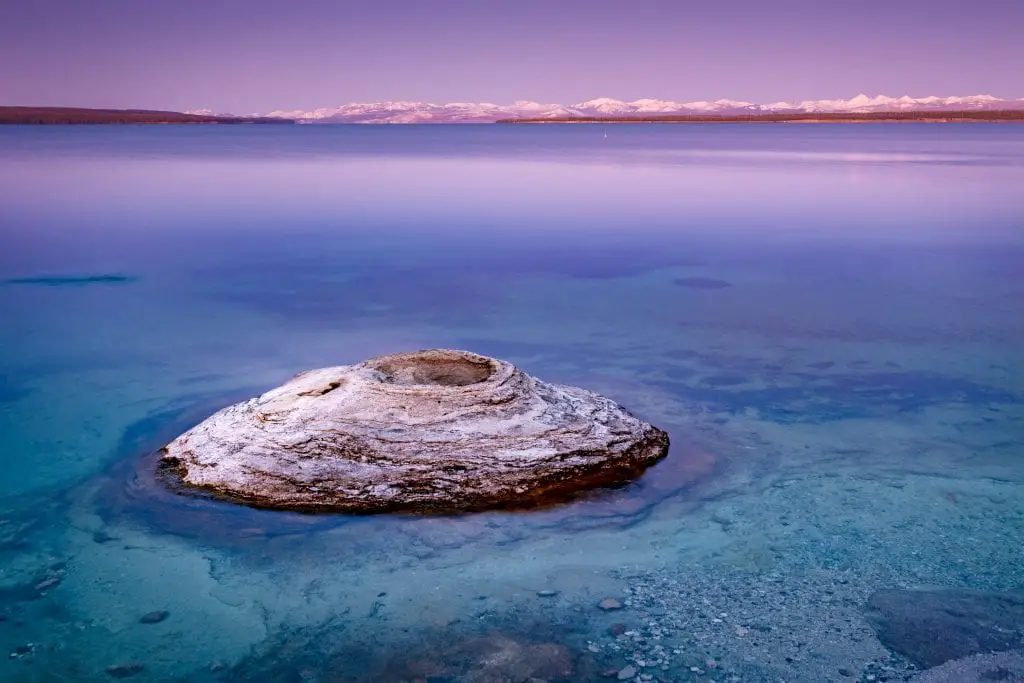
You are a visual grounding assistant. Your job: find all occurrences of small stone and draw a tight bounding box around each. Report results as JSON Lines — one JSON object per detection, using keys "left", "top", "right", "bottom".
{"left": 588, "top": 643, "right": 601, "bottom": 653}
{"left": 734, "top": 625, "right": 749, "bottom": 637}
{"left": 838, "top": 668, "right": 853, "bottom": 677}
{"left": 640, "top": 675, "right": 653, "bottom": 681}
{"left": 106, "top": 663, "right": 144, "bottom": 678}
{"left": 139, "top": 610, "right": 169, "bottom": 624}
{"left": 706, "top": 659, "right": 718, "bottom": 669}
{"left": 617, "top": 665, "right": 637, "bottom": 680}
{"left": 537, "top": 590, "right": 558, "bottom": 597}
{"left": 599, "top": 598, "right": 623, "bottom": 611}
{"left": 210, "top": 661, "right": 228, "bottom": 672}
{"left": 609, "top": 623, "right": 627, "bottom": 636}
{"left": 34, "top": 577, "right": 61, "bottom": 592}
{"left": 600, "top": 669, "right": 620, "bottom": 678}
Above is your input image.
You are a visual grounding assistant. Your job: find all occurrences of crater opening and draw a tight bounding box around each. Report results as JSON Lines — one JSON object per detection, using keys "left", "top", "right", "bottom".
{"left": 370, "top": 351, "right": 495, "bottom": 387}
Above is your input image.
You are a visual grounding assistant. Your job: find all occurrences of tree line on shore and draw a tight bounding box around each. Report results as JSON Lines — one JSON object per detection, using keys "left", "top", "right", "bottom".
{"left": 0, "top": 107, "right": 294, "bottom": 125}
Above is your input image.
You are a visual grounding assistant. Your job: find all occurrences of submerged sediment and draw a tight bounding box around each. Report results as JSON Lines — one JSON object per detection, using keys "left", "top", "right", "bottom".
{"left": 160, "top": 349, "right": 669, "bottom": 513}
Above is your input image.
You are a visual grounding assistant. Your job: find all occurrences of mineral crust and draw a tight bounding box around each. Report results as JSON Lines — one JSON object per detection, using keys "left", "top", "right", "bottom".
{"left": 160, "top": 349, "right": 669, "bottom": 513}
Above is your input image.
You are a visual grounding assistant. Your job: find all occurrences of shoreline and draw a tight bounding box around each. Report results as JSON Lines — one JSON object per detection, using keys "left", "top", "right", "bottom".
{"left": 0, "top": 106, "right": 294, "bottom": 125}
{"left": 4, "top": 106, "right": 1023, "bottom": 125}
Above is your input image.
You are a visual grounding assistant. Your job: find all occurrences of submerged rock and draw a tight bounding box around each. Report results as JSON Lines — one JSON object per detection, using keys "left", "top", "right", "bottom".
{"left": 617, "top": 665, "right": 637, "bottom": 680}
{"left": 106, "top": 662, "right": 144, "bottom": 678}
{"left": 387, "top": 633, "right": 574, "bottom": 682}
{"left": 161, "top": 349, "right": 668, "bottom": 513}
{"left": 33, "top": 576, "right": 60, "bottom": 592}
{"left": 910, "top": 651, "right": 1024, "bottom": 683}
{"left": 865, "top": 588, "right": 1024, "bottom": 668}
{"left": 9, "top": 643, "right": 35, "bottom": 659}
{"left": 139, "top": 610, "right": 169, "bottom": 624}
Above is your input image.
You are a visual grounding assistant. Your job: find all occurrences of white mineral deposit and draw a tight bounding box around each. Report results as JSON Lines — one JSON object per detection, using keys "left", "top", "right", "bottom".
{"left": 161, "top": 349, "right": 669, "bottom": 512}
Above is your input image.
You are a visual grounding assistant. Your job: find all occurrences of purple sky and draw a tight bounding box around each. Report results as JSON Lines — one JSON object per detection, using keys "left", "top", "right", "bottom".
{"left": 1, "top": 0, "right": 1021, "bottom": 112}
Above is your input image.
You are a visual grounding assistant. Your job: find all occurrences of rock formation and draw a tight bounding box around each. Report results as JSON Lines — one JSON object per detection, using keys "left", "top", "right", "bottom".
{"left": 160, "top": 349, "right": 669, "bottom": 513}
{"left": 910, "top": 651, "right": 1024, "bottom": 683}
{"left": 865, "top": 588, "right": 1024, "bottom": 668}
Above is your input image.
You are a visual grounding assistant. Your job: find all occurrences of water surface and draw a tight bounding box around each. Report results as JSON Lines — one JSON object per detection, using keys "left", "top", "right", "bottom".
{"left": 0, "top": 124, "right": 1022, "bottom": 682}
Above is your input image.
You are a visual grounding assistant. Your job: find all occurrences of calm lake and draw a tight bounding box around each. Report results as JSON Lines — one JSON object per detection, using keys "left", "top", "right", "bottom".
{"left": 0, "top": 124, "right": 1022, "bottom": 682}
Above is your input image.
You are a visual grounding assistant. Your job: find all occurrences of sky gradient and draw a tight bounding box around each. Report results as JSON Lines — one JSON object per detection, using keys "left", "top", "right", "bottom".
{"left": 1, "top": 0, "right": 1022, "bottom": 113}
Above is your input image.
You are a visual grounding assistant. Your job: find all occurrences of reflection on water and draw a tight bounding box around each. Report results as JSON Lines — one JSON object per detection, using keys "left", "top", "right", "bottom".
{"left": 0, "top": 124, "right": 1022, "bottom": 682}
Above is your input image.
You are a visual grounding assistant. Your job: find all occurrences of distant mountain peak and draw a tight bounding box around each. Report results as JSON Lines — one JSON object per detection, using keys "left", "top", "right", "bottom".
{"left": 206, "top": 93, "right": 1024, "bottom": 123}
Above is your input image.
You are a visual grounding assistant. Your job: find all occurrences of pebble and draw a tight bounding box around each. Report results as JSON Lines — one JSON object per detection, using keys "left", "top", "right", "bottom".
{"left": 609, "top": 623, "right": 627, "bottom": 636}
{"left": 734, "top": 625, "right": 749, "bottom": 637}
{"left": 617, "top": 665, "right": 637, "bottom": 680}
{"left": 34, "top": 576, "right": 61, "bottom": 592}
{"left": 536, "top": 590, "right": 558, "bottom": 597}
{"left": 599, "top": 598, "right": 623, "bottom": 611}
{"left": 106, "top": 663, "right": 145, "bottom": 678}
{"left": 139, "top": 610, "right": 169, "bottom": 624}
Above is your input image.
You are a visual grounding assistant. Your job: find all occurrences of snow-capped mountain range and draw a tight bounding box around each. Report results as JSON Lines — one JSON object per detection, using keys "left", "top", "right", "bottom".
{"left": 189, "top": 94, "right": 1024, "bottom": 123}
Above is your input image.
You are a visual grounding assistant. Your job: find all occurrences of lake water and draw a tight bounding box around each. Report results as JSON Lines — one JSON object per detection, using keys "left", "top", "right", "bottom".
{"left": 0, "top": 124, "right": 1022, "bottom": 682}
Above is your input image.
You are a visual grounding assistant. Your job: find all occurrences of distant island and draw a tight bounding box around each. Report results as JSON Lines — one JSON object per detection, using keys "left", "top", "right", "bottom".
{"left": 0, "top": 107, "right": 294, "bottom": 125}
{"left": 496, "top": 110, "right": 1024, "bottom": 124}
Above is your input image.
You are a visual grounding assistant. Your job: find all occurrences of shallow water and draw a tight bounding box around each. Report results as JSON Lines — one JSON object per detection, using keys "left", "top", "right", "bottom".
{"left": 0, "top": 124, "right": 1022, "bottom": 682}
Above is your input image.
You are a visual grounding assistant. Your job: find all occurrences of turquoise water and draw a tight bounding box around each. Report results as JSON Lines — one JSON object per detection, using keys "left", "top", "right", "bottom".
{"left": 0, "top": 124, "right": 1022, "bottom": 682}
